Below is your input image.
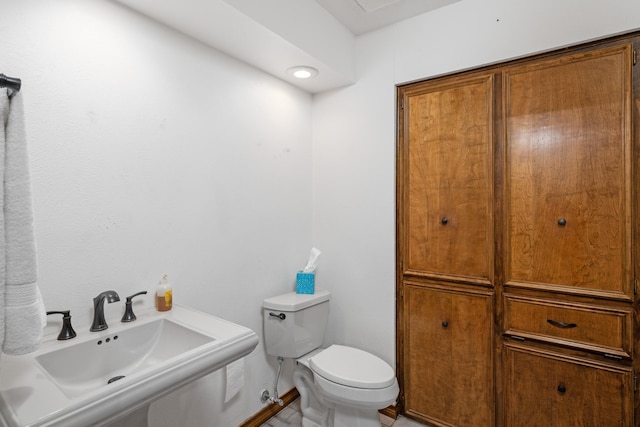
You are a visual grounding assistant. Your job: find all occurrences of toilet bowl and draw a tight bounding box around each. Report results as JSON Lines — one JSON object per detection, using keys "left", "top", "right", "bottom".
{"left": 296, "top": 345, "right": 399, "bottom": 427}
{"left": 263, "top": 290, "right": 398, "bottom": 427}
{"left": 309, "top": 345, "right": 398, "bottom": 408}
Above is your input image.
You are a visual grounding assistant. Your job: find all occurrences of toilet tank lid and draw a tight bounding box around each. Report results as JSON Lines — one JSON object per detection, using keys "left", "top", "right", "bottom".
{"left": 263, "top": 289, "right": 331, "bottom": 311}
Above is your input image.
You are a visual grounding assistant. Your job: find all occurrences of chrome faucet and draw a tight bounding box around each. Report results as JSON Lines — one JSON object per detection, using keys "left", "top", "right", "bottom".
{"left": 90, "top": 290, "right": 120, "bottom": 332}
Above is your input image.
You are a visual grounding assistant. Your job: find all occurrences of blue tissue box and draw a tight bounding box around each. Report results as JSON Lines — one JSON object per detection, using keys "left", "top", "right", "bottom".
{"left": 296, "top": 271, "right": 315, "bottom": 294}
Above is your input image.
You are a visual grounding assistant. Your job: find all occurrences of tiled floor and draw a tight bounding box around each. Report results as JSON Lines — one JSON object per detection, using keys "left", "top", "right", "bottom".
{"left": 260, "top": 399, "right": 427, "bottom": 427}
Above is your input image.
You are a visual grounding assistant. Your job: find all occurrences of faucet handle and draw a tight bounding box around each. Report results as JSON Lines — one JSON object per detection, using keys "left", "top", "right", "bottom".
{"left": 121, "top": 291, "right": 148, "bottom": 322}
{"left": 46, "top": 310, "right": 77, "bottom": 340}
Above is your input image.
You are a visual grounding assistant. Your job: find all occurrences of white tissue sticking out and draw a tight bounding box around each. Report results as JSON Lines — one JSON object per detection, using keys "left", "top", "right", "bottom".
{"left": 302, "top": 247, "right": 321, "bottom": 273}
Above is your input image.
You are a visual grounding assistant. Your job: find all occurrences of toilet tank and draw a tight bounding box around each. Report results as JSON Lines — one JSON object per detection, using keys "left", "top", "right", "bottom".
{"left": 262, "top": 289, "right": 331, "bottom": 358}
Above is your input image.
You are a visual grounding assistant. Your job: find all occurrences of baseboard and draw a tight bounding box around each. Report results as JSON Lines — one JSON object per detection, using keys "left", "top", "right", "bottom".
{"left": 379, "top": 403, "right": 398, "bottom": 420}
{"left": 239, "top": 387, "right": 398, "bottom": 426}
{"left": 239, "top": 388, "right": 300, "bottom": 427}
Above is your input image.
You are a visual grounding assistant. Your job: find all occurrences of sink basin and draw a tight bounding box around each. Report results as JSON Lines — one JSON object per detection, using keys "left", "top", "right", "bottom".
{"left": 35, "top": 318, "right": 214, "bottom": 399}
{"left": 0, "top": 305, "right": 258, "bottom": 427}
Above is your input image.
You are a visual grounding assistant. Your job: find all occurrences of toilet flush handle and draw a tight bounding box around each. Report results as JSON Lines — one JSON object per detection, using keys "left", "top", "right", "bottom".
{"left": 269, "top": 312, "right": 286, "bottom": 320}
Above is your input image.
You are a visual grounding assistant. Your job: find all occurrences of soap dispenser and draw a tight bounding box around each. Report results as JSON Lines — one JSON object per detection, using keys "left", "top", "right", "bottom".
{"left": 156, "top": 274, "right": 173, "bottom": 312}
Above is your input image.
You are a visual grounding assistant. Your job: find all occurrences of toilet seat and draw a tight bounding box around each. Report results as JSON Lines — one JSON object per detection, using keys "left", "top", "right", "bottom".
{"left": 309, "top": 345, "right": 396, "bottom": 389}
{"left": 312, "top": 370, "right": 399, "bottom": 409}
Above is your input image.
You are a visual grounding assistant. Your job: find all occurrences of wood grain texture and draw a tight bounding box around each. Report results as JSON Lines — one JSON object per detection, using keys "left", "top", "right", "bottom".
{"left": 503, "top": 45, "right": 633, "bottom": 298}
{"left": 406, "top": 74, "right": 494, "bottom": 282}
{"left": 396, "top": 32, "right": 639, "bottom": 427}
{"left": 504, "top": 344, "right": 633, "bottom": 427}
{"left": 404, "top": 283, "right": 494, "bottom": 427}
{"left": 503, "top": 293, "right": 633, "bottom": 357}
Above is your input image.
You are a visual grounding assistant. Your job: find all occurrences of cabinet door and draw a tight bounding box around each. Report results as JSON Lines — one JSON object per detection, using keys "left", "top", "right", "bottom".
{"left": 504, "top": 44, "right": 633, "bottom": 299}
{"left": 504, "top": 343, "right": 634, "bottom": 427}
{"left": 404, "top": 283, "right": 494, "bottom": 426}
{"left": 403, "top": 73, "right": 494, "bottom": 284}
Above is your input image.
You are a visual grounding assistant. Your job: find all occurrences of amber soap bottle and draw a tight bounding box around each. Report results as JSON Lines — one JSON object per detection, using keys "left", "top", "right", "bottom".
{"left": 156, "top": 274, "right": 173, "bottom": 312}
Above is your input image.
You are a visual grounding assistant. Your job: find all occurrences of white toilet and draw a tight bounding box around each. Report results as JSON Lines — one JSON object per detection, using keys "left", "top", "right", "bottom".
{"left": 262, "top": 289, "right": 398, "bottom": 427}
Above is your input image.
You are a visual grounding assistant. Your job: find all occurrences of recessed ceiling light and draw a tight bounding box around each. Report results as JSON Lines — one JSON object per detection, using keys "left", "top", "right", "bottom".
{"left": 287, "top": 66, "right": 319, "bottom": 79}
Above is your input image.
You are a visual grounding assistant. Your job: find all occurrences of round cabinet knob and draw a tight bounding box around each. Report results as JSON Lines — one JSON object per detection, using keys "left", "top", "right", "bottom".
{"left": 441, "top": 217, "right": 448, "bottom": 225}
{"left": 441, "top": 321, "right": 449, "bottom": 328}
{"left": 558, "top": 218, "right": 567, "bottom": 226}
{"left": 557, "top": 384, "right": 567, "bottom": 394}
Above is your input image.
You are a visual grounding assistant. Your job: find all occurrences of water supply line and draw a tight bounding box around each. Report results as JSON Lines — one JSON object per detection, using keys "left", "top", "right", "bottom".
{"left": 260, "top": 356, "right": 284, "bottom": 406}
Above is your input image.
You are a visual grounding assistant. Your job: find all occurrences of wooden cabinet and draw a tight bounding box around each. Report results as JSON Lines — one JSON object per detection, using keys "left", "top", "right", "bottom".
{"left": 504, "top": 343, "right": 634, "bottom": 427}
{"left": 404, "top": 283, "right": 494, "bottom": 427}
{"left": 405, "top": 72, "right": 494, "bottom": 284}
{"left": 499, "top": 41, "right": 636, "bottom": 427}
{"left": 397, "top": 33, "right": 639, "bottom": 427}
{"left": 503, "top": 43, "right": 633, "bottom": 300}
{"left": 398, "top": 70, "right": 496, "bottom": 426}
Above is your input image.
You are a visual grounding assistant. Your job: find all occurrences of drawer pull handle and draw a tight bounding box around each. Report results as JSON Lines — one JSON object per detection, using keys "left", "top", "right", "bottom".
{"left": 441, "top": 321, "right": 449, "bottom": 328}
{"left": 547, "top": 319, "right": 577, "bottom": 329}
{"left": 557, "top": 384, "right": 567, "bottom": 394}
{"left": 558, "top": 218, "right": 567, "bottom": 226}
{"left": 441, "top": 217, "right": 448, "bottom": 225}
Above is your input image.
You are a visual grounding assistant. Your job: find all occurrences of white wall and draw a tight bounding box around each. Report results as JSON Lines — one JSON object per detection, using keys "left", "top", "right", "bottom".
{"left": 1, "top": 0, "right": 312, "bottom": 425}
{"left": 313, "top": 0, "right": 640, "bottom": 367}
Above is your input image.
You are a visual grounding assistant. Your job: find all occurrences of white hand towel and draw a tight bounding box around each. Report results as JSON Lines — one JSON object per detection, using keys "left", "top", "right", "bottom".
{"left": 3, "top": 284, "right": 44, "bottom": 354}
{"left": 1, "top": 89, "right": 44, "bottom": 355}
{"left": 224, "top": 357, "right": 245, "bottom": 403}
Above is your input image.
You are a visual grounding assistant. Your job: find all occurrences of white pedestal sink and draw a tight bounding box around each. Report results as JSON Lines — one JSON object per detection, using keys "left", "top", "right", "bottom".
{"left": 0, "top": 305, "right": 258, "bottom": 427}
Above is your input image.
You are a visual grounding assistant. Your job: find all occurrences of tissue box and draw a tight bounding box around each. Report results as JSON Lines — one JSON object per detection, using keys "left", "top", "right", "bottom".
{"left": 296, "top": 271, "right": 315, "bottom": 294}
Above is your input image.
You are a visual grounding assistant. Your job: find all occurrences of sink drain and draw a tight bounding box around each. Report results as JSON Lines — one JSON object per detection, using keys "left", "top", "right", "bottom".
{"left": 107, "top": 375, "right": 125, "bottom": 384}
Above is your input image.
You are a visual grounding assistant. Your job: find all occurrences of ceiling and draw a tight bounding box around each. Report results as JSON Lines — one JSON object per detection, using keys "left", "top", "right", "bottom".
{"left": 114, "top": 0, "right": 459, "bottom": 93}
{"left": 317, "top": 0, "right": 461, "bottom": 35}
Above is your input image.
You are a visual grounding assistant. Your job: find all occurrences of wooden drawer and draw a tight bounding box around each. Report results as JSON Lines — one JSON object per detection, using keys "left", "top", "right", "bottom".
{"left": 504, "top": 343, "right": 634, "bottom": 427}
{"left": 503, "top": 293, "right": 633, "bottom": 358}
